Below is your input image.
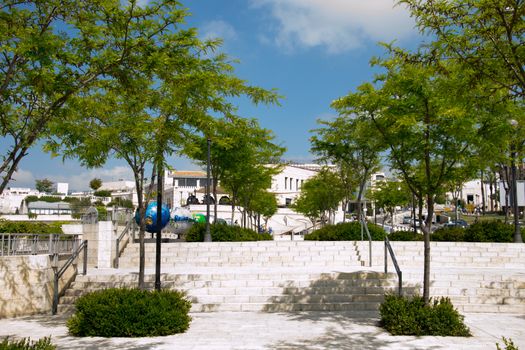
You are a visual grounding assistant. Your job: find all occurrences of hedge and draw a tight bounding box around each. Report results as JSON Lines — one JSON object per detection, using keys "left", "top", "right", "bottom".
{"left": 304, "top": 222, "right": 386, "bottom": 241}
{"left": 185, "top": 223, "right": 272, "bottom": 242}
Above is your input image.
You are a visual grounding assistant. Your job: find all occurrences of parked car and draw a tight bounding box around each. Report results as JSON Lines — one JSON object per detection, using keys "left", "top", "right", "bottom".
{"left": 444, "top": 219, "right": 468, "bottom": 228}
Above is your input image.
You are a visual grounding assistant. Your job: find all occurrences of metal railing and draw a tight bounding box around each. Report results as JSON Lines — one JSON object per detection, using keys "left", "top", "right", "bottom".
{"left": 114, "top": 219, "right": 134, "bottom": 268}
{"left": 360, "top": 216, "right": 372, "bottom": 267}
{"left": 384, "top": 236, "right": 403, "bottom": 296}
{"left": 52, "top": 240, "right": 88, "bottom": 314}
{"left": 1, "top": 233, "right": 81, "bottom": 256}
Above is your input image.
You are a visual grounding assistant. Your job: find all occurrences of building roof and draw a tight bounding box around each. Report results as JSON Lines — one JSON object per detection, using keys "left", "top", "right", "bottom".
{"left": 27, "top": 201, "right": 71, "bottom": 209}
{"left": 169, "top": 170, "right": 206, "bottom": 178}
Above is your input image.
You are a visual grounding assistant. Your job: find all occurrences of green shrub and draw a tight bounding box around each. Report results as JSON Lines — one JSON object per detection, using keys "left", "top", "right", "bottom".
{"left": 67, "top": 288, "right": 192, "bottom": 337}
{"left": 432, "top": 227, "right": 466, "bottom": 242}
{"left": 0, "top": 220, "right": 64, "bottom": 234}
{"left": 93, "top": 190, "right": 112, "bottom": 197}
{"left": 497, "top": 337, "right": 519, "bottom": 350}
{"left": 185, "top": 223, "right": 272, "bottom": 242}
{"left": 464, "top": 221, "right": 522, "bottom": 242}
{"left": 0, "top": 337, "right": 56, "bottom": 350}
{"left": 379, "top": 294, "right": 471, "bottom": 336}
{"left": 304, "top": 222, "right": 386, "bottom": 241}
{"left": 388, "top": 230, "right": 423, "bottom": 241}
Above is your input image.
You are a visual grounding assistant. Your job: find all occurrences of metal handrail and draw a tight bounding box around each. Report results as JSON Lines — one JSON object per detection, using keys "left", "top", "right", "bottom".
{"left": 114, "top": 219, "right": 133, "bottom": 268}
{"left": 384, "top": 236, "right": 403, "bottom": 296}
{"left": 360, "top": 215, "right": 372, "bottom": 267}
{"left": 52, "top": 240, "right": 88, "bottom": 315}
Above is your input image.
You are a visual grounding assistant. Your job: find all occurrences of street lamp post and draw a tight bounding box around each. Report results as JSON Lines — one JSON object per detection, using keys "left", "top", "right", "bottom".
{"left": 510, "top": 119, "right": 522, "bottom": 243}
{"left": 511, "top": 143, "right": 522, "bottom": 243}
{"left": 204, "top": 138, "right": 212, "bottom": 242}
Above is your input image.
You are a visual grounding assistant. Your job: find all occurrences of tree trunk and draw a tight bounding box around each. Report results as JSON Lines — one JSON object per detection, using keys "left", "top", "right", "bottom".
{"left": 480, "top": 170, "right": 486, "bottom": 215}
{"left": 422, "top": 194, "right": 433, "bottom": 305}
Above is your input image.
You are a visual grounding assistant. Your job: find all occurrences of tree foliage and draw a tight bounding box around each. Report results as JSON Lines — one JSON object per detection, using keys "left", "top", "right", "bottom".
{"left": 35, "top": 178, "right": 54, "bottom": 194}
{"left": 400, "top": 0, "right": 525, "bottom": 99}
{"left": 89, "top": 178, "right": 102, "bottom": 191}
{"left": 293, "top": 167, "right": 344, "bottom": 227}
{"left": 311, "top": 116, "right": 381, "bottom": 219}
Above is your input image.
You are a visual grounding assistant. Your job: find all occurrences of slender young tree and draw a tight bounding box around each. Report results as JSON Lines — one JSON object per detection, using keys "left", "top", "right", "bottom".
{"left": 333, "top": 47, "right": 490, "bottom": 303}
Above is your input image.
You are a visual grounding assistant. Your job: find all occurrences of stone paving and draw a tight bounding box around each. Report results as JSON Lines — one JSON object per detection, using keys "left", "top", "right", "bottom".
{"left": 0, "top": 311, "right": 524, "bottom": 349}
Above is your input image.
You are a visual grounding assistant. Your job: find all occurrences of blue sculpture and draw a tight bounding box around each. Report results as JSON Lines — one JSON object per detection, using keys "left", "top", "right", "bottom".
{"left": 135, "top": 201, "right": 170, "bottom": 233}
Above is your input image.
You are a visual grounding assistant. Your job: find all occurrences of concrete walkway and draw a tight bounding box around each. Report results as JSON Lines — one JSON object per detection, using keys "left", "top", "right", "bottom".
{"left": 0, "top": 311, "right": 523, "bottom": 349}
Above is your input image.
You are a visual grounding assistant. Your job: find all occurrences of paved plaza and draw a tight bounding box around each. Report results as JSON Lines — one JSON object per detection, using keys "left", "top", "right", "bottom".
{"left": 0, "top": 311, "right": 524, "bottom": 349}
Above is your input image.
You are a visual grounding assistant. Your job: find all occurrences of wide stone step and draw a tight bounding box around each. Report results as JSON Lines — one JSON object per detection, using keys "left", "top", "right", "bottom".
{"left": 190, "top": 302, "right": 381, "bottom": 313}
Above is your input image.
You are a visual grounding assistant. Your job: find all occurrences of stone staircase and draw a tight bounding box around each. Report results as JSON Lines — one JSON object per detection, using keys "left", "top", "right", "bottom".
{"left": 57, "top": 241, "right": 525, "bottom": 314}
{"left": 58, "top": 270, "right": 416, "bottom": 314}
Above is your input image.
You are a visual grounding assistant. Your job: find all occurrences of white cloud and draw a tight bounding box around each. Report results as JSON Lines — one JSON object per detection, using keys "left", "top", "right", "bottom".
{"left": 201, "top": 20, "right": 238, "bottom": 42}
{"left": 251, "top": 0, "right": 416, "bottom": 53}
{"left": 8, "top": 169, "right": 35, "bottom": 188}
{"left": 54, "top": 166, "right": 135, "bottom": 191}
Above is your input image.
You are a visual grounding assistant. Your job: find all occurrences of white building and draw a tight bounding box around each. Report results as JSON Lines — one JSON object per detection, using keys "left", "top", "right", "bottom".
{"left": 162, "top": 164, "right": 321, "bottom": 209}
{"left": 100, "top": 180, "right": 138, "bottom": 206}
{"left": 499, "top": 180, "right": 525, "bottom": 212}
{"left": 0, "top": 187, "right": 41, "bottom": 214}
{"left": 54, "top": 182, "right": 69, "bottom": 195}
{"left": 268, "top": 164, "right": 319, "bottom": 207}
{"left": 446, "top": 179, "right": 497, "bottom": 212}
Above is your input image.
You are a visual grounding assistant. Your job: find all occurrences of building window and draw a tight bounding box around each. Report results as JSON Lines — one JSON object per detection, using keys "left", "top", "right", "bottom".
{"left": 296, "top": 179, "right": 299, "bottom": 190}
{"left": 285, "top": 177, "right": 288, "bottom": 190}
{"left": 301, "top": 180, "right": 304, "bottom": 188}
{"left": 186, "top": 178, "right": 197, "bottom": 187}
{"left": 290, "top": 178, "right": 293, "bottom": 190}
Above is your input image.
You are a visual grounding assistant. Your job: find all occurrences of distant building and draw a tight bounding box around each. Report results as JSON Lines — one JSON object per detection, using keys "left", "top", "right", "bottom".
{"left": 100, "top": 180, "right": 138, "bottom": 206}
{"left": 0, "top": 187, "right": 41, "bottom": 214}
{"left": 54, "top": 182, "right": 69, "bottom": 195}
{"left": 27, "top": 201, "right": 71, "bottom": 215}
{"left": 162, "top": 164, "right": 321, "bottom": 209}
{"left": 268, "top": 164, "right": 319, "bottom": 207}
{"left": 164, "top": 170, "right": 212, "bottom": 208}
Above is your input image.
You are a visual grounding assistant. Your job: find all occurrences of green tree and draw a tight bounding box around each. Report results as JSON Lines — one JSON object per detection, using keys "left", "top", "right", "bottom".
{"left": 369, "top": 180, "right": 411, "bottom": 226}
{"left": 35, "top": 178, "right": 54, "bottom": 194}
{"left": 89, "top": 178, "right": 102, "bottom": 191}
{"left": 46, "top": 2, "right": 280, "bottom": 288}
{"left": 248, "top": 189, "right": 278, "bottom": 232}
{"left": 311, "top": 115, "right": 382, "bottom": 221}
{"left": 216, "top": 120, "right": 285, "bottom": 226}
{"left": 333, "top": 47, "right": 488, "bottom": 303}
{"left": 0, "top": 0, "right": 185, "bottom": 194}
{"left": 293, "top": 168, "right": 345, "bottom": 228}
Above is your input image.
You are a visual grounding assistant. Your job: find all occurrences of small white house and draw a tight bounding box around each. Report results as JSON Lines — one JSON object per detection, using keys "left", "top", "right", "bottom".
{"left": 268, "top": 164, "right": 320, "bottom": 207}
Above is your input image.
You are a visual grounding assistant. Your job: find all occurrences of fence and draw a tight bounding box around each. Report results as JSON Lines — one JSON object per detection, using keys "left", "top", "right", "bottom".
{"left": 1, "top": 233, "right": 81, "bottom": 256}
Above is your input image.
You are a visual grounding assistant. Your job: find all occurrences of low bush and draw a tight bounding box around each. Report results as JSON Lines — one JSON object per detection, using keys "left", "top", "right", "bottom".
{"left": 431, "top": 227, "right": 466, "bottom": 242}
{"left": 388, "top": 230, "right": 423, "bottom": 241}
{"left": 464, "top": 221, "right": 523, "bottom": 242}
{"left": 497, "top": 337, "right": 519, "bottom": 350}
{"left": 185, "top": 223, "right": 272, "bottom": 242}
{"left": 431, "top": 221, "right": 525, "bottom": 242}
{"left": 304, "top": 222, "right": 386, "bottom": 241}
{"left": 0, "top": 220, "right": 64, "bottom": 234}
{"left": 67, "top": 288, "right": 192, "bottom": 337}
{"left": 379, "top": 294, "right": 471, "bottom": 337}
{"left": 0, "top": 337, "right": 56, "bottom": 350}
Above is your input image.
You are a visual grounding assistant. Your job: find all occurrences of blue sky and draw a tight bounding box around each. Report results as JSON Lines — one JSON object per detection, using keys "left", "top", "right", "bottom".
{"left": 7, "top": 0, "right": 423, "bottom": 191}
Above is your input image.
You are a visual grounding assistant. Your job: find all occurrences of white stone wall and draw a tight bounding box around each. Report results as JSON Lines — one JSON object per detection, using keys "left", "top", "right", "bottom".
{"left": 0, "top": 255, "right": 76, "bottom": 318}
